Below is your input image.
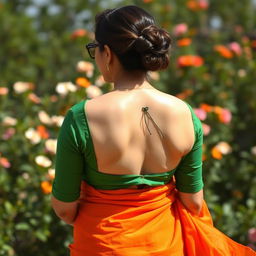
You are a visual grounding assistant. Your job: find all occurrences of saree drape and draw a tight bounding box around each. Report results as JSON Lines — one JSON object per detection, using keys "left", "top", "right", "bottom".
{"left": 69, "top": 181, "right": 255, "bottom": 256}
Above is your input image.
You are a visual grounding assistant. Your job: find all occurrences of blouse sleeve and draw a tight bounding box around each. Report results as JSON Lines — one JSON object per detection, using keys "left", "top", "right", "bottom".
{"left": 174, "top": 106, "right": 204, "bottom": 193}
{"left": 52, "top": 109, "right": 84, "bottom": 202}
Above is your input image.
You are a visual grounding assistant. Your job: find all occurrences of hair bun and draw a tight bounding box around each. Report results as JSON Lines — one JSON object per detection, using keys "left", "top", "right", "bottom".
{"left": 95, "top": 6, "right": 172, "bottom": 72}
{"left": 135, "top": 25, "right": 171, "bottom": 71}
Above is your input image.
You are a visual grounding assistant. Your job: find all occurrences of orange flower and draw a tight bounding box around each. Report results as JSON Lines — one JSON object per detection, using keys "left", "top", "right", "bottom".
{"left": 214, "top": 45, "right": 233, "bottom": 58}
{"left": 213, "top": 107, "right": 232, "bottom": 124}
{"left": 187, "top": 0, "right": 198, "bottom": 10}
{"left": 36, "top": 125, "right": 49, "bottom": 139}
{"left": 76, "top": 77, "right": 91, "bottom": 88}
{"left": 0, "top": 156, "right": 11, "bottom": 168}
{"left": 71, "top": 29, "right": 87, "bottom": 39}
{"left": 187, "top": 0, "right": 208, "bottom": 10}
{"left": 175, "top": 89, "right": 193, "bottom": 100}
{"left": 211, "top": 146, "right": 222, "bottom": 160}
{"left": 213, "top": 106, "right": 222, "bottom": 115}
{"left": 143, "top": 0, "right": 153, "bottom": 2}
{"left": 178, "top": 55, "right": 204, "bottom": 67}
{"left": 28, "top": 93, "right": 41, "bottom": 104}
{"left": 177, "top": 38, "right": 192, "bottom": 47}
{"left": 202, "top": 154, "right": 207, "bottom": 161}
{"left": 200, "top": 103, "right": 213, "bottom": 112}
{"left": 0, "top": 87, "right": 9, "bottom": 95}
{"left": 41, "top": 181, "right": 52, "bottom": 194}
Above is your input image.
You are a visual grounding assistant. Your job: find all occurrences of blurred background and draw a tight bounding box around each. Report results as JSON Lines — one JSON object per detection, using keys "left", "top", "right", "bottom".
{"left": 0, "top": 0, "right": 256, "bottom": 255}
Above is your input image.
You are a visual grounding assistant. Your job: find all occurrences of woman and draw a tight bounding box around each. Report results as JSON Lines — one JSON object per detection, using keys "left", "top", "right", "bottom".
{"left": 51, "top": 5, "right": 255, "bottom": 256}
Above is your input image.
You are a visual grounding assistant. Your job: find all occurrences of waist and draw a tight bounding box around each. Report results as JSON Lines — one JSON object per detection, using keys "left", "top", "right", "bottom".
{"left": 83, "top": 167, "right": 176, "bottom": 190}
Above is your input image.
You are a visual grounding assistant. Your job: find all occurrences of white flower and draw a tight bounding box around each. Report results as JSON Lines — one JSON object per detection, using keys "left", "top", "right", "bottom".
{"left": 86, "top": 85, "right": 102, "bottom": 98}
{"left": 56, "top": 82, "right": 77, "bottom": 95}
{"left": 35, "top": 155, "right": 52, "bottom": 168}
{"left": 13, "top": 82, "right": 33, "bottom": 93}
{"left": 22, "top": 172, "right": 30, "bottom": 180}
{"left": 251, "top": 146, "right": 256, "bottom": 156}
{"left": 215, "top": 141, "right": 232, "bottom": 155}
{"left": 45, "top": 139, "right": 57, "bottom": 154}
{"left": 38, "top": 111, "right": 52, "bottom": 125}
{"left": 237, "top": 69, "right": 247, "bottom": 78}
{"left": 47, "top": 168, "right": 55, "bottom": 180}
{"left": 2, "top": 116, "right": 17, "bottom": 126}
{"left": 25, "top": 128, "right": 41, "bottom": 144}
{"left": 76, "top": 61, "right": 94, "bottom": 77}
{"left": 95, "top": 75, "right": 105, "bottom": 87}
{"left": 51, "top": 115, "right": 64, "bottom": 127}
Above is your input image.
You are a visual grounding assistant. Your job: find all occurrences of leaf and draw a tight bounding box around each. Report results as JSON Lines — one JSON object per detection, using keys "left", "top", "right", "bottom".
{"left": 15, "top": 222, "right": 30, "bottom": 231}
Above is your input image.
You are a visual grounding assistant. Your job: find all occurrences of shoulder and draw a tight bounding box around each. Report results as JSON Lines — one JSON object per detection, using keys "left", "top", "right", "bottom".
{"left": 157, "top": 92, "right": 192, "bottom": 121}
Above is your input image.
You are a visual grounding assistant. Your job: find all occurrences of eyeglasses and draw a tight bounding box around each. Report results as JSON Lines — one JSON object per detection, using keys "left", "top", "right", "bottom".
{"left": 86, "top": 42, "right": 100, "bottom": 59}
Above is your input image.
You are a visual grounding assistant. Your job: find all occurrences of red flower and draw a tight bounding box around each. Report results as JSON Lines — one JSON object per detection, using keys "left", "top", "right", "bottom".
{"left": 177, "top": 55, "right": 204, "bottom": 67}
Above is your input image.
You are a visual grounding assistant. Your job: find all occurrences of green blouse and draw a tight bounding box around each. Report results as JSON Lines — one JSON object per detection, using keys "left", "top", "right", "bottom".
{"left": 52, "top": 99, "right": 204, "bottom": 202}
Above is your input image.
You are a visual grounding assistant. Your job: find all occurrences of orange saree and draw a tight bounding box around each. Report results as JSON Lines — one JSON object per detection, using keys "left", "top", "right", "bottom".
{"left": 69, "top": 181, "right": 256, "bottom": 256}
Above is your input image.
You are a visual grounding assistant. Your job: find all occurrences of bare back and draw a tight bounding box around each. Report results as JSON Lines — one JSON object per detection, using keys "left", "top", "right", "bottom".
{"left": 85, "top": 88, "right": 195, "bottom": 175}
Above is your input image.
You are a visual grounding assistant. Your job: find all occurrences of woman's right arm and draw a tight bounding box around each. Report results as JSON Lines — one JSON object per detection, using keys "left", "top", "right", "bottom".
{"left": 178, "top": 189, "right": 204, "bottom": 215}
{"left": 174, "top": 104, "right": 204, "bottom": 215}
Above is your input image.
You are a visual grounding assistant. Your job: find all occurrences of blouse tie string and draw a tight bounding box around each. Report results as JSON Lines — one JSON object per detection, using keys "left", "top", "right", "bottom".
{"left": 141, "top": 107, "right": 163, "bottom": 138}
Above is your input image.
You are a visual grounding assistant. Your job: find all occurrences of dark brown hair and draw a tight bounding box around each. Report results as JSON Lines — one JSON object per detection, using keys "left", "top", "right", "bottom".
{"left": 95, "top": 5, "right": 171, "bottom": 72}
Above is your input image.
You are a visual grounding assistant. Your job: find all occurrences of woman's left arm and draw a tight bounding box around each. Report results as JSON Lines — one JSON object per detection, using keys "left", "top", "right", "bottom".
{"left": 51, "top": 195, "right": 79, "bottom": 225}
{"left": 51, "top": 108, "right": 85, "bottom": 225}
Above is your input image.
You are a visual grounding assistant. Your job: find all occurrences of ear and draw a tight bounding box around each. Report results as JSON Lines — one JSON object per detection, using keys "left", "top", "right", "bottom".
{"left": 104, "top": 45, "right": 113, "bottom": 66}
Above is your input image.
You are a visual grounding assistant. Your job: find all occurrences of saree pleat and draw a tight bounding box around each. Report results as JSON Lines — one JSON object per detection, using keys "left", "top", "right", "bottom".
{"left": 69, "top": 181, "right": 255, "bottom": 256}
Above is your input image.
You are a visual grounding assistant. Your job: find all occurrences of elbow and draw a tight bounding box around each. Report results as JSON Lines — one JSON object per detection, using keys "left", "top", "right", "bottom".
{"left": 54, "top": 209, "right": 77, "bottom": 225}
{"left": 187, "top": 202, "right": 203, "bottom": 215}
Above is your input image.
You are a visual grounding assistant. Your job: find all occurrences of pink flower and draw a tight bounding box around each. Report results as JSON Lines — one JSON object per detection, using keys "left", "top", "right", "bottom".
{"left": 198, "top": 0, "right": 209, "bottom": 9}
{"left": 2, "top": 128, "right": 15, "bottom": 140}
{"left": 219, "top": 108, "right": 232, "bottom": 124}
{"left": 248, "top": 228, "right": 256, "bottom": 243}
{"left": 229, "top": 42, "right": 242, "bottom": 56}
{"left": 173, "top": 23, "right": 188, "bottom": 36}
{"left": 194, "top": 108, "right": 207, "bottom": 120}
{"left": 202, "top": 123, "right": 211, "bottom": 136}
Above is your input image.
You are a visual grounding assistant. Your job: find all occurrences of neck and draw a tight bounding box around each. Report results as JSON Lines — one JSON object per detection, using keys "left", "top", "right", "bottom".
{"left": 112, "top": 70, "right": 153, "bottom": 91}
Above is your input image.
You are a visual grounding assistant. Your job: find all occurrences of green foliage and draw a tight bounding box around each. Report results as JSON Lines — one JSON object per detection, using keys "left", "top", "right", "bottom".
{"left": 0, "top": 0, "right": 256, "bottom": 255}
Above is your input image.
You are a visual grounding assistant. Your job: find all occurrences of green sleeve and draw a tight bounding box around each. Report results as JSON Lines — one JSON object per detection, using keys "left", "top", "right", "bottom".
{"left": 174, "top": 106, "right": 204, "bottom": 193}
{"left": 52, "top": 109, "right": 84, "bottom": 202}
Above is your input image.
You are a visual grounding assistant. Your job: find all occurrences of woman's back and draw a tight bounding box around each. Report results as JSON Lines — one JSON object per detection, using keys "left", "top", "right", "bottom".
{"left": 86, "top": 86, "right": 195, "bottom": 176}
